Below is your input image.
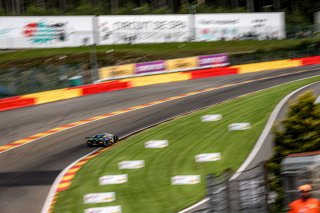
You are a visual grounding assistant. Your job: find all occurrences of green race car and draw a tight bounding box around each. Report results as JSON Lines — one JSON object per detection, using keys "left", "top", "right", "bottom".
{"left": 86, "top": 133, "right": 119, "bottom": 147}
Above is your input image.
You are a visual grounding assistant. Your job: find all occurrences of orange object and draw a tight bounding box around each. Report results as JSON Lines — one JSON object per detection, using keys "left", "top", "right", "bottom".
{"left": 289, "top": 198, "right": 320, "bottom": 213}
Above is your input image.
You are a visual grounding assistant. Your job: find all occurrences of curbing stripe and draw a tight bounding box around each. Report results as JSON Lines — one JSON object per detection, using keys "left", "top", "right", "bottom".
{"left": 75, "top": 162, "right": 86, "bottom": 166}
{"left": 59, "top": 179, "right": 72, "bottom": 184}
{"left": 45, "top": 129, "right": 59, "bottom": 133}
{"left": 5, "top": 144, "right": 19, "bottom": 147}
{"left": 57, "top": 182, "right": 70, "bottom": 188}
{"left": 68, "top": 168, "right": 80, "bottom": 173}
{"left": 92, "top": 116, "right": 107, "bottom": 120}
{"left": 51, "top": 127, "right": 66, "bottom": 131}
{"left": 61, "top": 175, "right": 74, "bottom": 181}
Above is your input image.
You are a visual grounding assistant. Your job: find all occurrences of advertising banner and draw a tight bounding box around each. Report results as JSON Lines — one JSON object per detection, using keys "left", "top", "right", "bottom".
{"left": 228, "top": 122, "right": 251, "bottom": 131}
{"left": 201, "top": 114, "right": 222, "bottom": 122}
{"left": 0, "top": 16, "right": 94, "bottom": 48}
{"left": 84, "top": 206, "right": 122, "bottom": 213}
{"left": 98, "top": 15, "right": 191, "bottom": 44}
{"left": 195, "top": 13, "right": 285, "bottom": 41}
{"left": 99, "top": 64, "right": 135, "bottom": 79}
{"left": 195, "top": 153, "right": 221, "bottom": 162}
{"left": 135, "top": 60, "right": 166, "bottom": 74}
{"left": 118, "top": 160, "right": 145, "bottom": 170}
{"left": 145, "top": 140, "right": 168, "bottom": 148}
{"left": 171, "top": 175, "right": 201, "bottom": 185}
{"left": 166, "top": 57, "right": 198, "bottom": 70}
{"left": 198, "top": 54, "right": 228, "bottom": 67}
{"left": 83, "top": 192, "right": 116, "bottom": 204}
{"left": 0, "top": 13, "right": 286, "bottom": 49}
{"left": 99, "top": 174, "right": 128, "bottom": 185}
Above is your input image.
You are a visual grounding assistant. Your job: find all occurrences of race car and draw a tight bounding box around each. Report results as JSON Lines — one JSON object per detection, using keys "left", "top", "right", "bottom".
{"left": 86, "top": 133, "right": 119, "bottom": 147}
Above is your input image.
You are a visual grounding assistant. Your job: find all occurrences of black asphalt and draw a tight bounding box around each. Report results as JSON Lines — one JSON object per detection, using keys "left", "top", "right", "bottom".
{"left": 0, "top": 65, "right": 320, "bottom": 213}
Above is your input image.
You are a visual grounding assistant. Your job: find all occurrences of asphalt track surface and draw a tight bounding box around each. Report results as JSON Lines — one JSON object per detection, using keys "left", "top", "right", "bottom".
{"left": 1, "top": 65, "right": 320, "bottom": 213}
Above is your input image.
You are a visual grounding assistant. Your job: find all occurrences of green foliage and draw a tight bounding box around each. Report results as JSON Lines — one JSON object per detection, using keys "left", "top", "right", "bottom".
{"left": 72, "top": 1, "right": 104, "bottom": 15}
{"left": 177, "top": 2, "right": 190, "bottom": 14}
{"left": 152, "top": 6, "right": 171, "bottom": 14}
{"left": 286, "top": 10, "right": 311, "bottom": 26}
{"left": 132, "top": 4, "right": 151, "bottom": 15}
{"left": 275, "top": 91, "right": 320, "bottom": 156}
{"left": 0, "top": 9, "right": 6, "bottom": 16}
{"left": 113, "top": 2, "right": 136, "bottom": 15}
{"left": 25, "top": 5, "right": 48, "bottom": 16}
{"left": 25, "top": 5, "right": 67, "bottom": 15}
{"left": 196, "top": 5, "right": 246, "bottom": 13}
{"left": 268, "top": 91, "right": 320, "bottom": 210}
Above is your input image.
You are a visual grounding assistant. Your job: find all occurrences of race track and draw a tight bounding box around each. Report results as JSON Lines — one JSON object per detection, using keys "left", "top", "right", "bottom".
{"left": 1, "top": 65, "right": 320, "bottom": 213}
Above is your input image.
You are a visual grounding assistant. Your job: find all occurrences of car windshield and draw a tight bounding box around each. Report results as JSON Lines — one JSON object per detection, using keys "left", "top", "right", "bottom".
{"left": 94, "top": 134, "right": 105, "bottom": 138}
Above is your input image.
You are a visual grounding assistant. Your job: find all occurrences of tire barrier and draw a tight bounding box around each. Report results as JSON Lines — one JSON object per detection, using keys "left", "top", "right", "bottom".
{"left": 188, "top": 67, "right": 238, "bottom": 79}
{"left": 121, "top": 72, "right": 191, "bottom": 87}
{"left": 79, "top": 81, "right": 131, "bottom": 96}
{"left": 231, "top": 59, "right": 302, "bottom": 74}
{"left": 22, "top": 88, "right": 82, "bottom": 105}
{"left": 0, "top": 96, "right": 36, "bottom": 112}
{"left": 297, "top": 56, "right": 320, "bottom": 66}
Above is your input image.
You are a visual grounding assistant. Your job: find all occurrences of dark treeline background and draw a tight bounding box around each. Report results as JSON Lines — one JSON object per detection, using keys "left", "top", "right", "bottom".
{"left": 0, "top": 0, "right": 319, "bottom": 25}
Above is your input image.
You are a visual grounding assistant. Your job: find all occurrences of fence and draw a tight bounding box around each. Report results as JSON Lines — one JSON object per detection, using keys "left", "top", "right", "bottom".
{"left": 205, "top": 163, "right": 271, "bottom": 213}
{"left": 0, "top": 47, "right": 319, "bottom": 98}
{"left": 0, "top": 64, "right": 87, "bottom": 97}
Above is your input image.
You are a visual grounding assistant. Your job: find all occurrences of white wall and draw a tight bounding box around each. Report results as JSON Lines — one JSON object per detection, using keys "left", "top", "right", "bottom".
{"left": 195, "top": 13, "right": 285, "bottom": 41}
{"left": 0, "top": 13, "right": 285, "bottom": 49}
{"left": 0, "top": 16, "right": 94, "bottom": 48}
{"left": 98, "top": 15, "right": 191, "bottom": 44}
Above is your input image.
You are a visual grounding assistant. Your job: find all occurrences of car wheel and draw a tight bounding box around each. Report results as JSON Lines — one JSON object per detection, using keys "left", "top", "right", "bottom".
{"left": 87, "top": 143, "right": 92, "bottom": 147}
{"left": 114, "top": 136, "right": 119, "bottom": 142}
{"left": 103, "top": 141, "right": 109, "bottom": 147}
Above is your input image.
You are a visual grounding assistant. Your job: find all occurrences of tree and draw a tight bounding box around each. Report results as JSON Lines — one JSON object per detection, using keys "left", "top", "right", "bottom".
{"left": 110, "top": 0, "right": 119, "bottom": 13}
{"left": 274, "top": 91, "right": 320, "bottom": 160}
{"left": 246, "top": 0, "right": 254, "bottom": 12}
{"left": 268, "top": 90, "right": 320, "bottom": 210}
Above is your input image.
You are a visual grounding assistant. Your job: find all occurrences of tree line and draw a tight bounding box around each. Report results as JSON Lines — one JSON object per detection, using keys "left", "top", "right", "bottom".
{"left": 0, "top": 0, "right": 318, "bottom": 25}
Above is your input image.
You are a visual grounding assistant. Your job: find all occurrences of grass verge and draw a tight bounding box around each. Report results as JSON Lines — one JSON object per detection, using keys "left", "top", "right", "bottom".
{"left": 53, "top": 76, "right": 320, "bottom": 213}
{"left": 0, "top": 38, "right": 318, "bottom": 69}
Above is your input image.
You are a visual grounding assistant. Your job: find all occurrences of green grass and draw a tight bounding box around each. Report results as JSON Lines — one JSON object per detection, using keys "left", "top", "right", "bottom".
{"left": 53, "top": 76, "right": 320, "bottom": 213}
